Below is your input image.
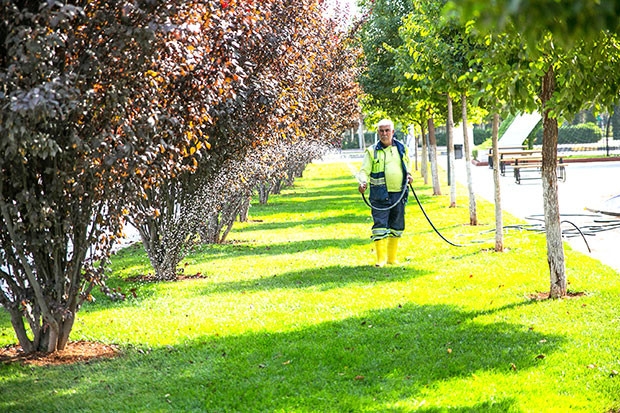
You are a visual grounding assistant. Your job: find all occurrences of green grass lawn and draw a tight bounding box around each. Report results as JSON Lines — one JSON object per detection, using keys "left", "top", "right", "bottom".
{"left": 1, "top": 160, "right": 620, "bottom": 412}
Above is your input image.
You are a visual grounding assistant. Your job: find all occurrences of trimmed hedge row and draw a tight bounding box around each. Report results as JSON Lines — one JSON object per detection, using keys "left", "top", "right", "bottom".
{"left": 534, "top": 122, "right": 603, "bottom": 144}
{"left": 433, "top": 127, "right": 490, "bottom": 147}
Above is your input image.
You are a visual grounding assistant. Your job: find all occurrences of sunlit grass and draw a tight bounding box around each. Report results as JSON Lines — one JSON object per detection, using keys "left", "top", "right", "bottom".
{"left": 1, "top": 160, "right": 619, "bottom": 412}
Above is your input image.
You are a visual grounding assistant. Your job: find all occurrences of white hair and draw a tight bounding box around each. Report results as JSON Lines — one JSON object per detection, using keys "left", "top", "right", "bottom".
{"left": 377, "top": 119, "right": 394, "bottom": 129}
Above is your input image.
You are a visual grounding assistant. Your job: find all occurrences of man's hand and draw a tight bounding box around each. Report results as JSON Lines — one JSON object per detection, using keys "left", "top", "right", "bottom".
{"left": 358, "top": 182, "right": 367, "bottom": 193}
{"left": 407, "top": 173, "right": 413, "bottom": 184}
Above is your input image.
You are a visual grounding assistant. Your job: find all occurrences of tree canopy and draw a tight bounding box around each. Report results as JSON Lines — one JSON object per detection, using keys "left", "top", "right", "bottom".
{"left": 357, "top": 0, "right": 620, "bottom": 298}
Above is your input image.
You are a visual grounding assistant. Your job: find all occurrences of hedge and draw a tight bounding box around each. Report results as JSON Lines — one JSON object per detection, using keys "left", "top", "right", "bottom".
{"left": 534, "top": 122, "right": 603, "bottom": 144}
{"left": 432, "top": 127, "right": 490, "bottom": 147}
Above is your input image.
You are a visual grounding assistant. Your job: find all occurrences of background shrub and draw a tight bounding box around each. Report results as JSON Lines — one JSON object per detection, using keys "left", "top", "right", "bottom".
{"left": 534, "top": 122, "right": 603, "bottom": 144}
{"left": 429, "top": 127, "right": 489, "bottom": 147}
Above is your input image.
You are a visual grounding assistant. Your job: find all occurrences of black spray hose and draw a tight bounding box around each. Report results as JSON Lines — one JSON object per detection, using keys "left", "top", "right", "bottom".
{"left": 360, "top": 182, "right": 409, "bottom": 211}
{"left": 361, "top": 183, "right": 464, "bottom": 247}
{"left": 560, "top": 220, "right": 591, "bottom": 253}
{"left": 361, "top": 184, "right": 593, "bottom": 251}
{"left": 522, "top": 214, "right": 594, "bottom": 252}
{"left": 407, "top": 185, "right": 593, "bottom": 251}
{"left": 407, "top": 183, "right": 464, "bottom": 248}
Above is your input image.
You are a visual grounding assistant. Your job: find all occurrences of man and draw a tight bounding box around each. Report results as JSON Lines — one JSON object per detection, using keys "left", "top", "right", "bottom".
{"left": 358, "top": 119, "right": 413, "bottom": 267}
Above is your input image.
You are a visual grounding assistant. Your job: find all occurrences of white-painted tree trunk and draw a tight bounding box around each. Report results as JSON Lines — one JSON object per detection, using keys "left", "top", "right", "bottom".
{"left": 420, "top": 122, "right": 429, "bottom": 185}
{"left": 491, "top": 113, "right": 504, "bottom": 252}
{"left": 447, "top": 95, "right": 456, "bottom": 207}
{"left": 540, "top": 65, "right": 566, "bottom": 298}
{"left": 427, "top": 117, "right": 441, "bottom": 195}
{"left": 461, "top": 94, "right": 477, "bottom": 225}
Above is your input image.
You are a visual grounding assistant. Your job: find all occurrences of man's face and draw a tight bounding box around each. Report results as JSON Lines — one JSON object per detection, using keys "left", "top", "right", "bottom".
{"left": 378, "top": 125, "right": 393, "bottom": 146}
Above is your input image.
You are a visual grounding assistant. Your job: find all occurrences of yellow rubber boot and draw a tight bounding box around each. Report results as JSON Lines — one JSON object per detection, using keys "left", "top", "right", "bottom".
{"left": 387, "top": 237, "right": 400, "bottom": 265}
{"left": 374, "top": 238, "right": 388, "bottom": 267}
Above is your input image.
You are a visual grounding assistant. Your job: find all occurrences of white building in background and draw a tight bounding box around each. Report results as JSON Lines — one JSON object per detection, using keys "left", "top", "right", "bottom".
{"left": 499, "top": 112, "right": 542, "bottom": 147}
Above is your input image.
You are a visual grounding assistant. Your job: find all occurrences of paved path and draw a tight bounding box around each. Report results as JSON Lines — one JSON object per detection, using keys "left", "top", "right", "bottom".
{"left": 450, "top": 158, "right": 620, "bottom": 274}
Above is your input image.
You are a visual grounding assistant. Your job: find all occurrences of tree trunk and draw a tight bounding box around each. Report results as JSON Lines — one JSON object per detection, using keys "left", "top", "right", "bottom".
{"left": 257, "top": 182, "right": 270, "bottom": 204}
{"left": 238, "top": 196, "right": 251, "bottom": 222}
{"left": 420, "top": 122, "right": 428, "bottom": 185}
{"left": 407, "top": 124, "right": 418, "bottom": 172}
{"left": 540, "top": 64, "right": 566, "bottom": 298}
{"left": 271, "top": 178, "right": 283, "bottom": 195}
{"left": 427, "top": 116, "right": 441, "bottom": 195}
{"left": 136, "top": 215, "right": 185, "bottom": 281}
{"left": 447, "top": 95, "right": 456, "bottom": 207}
{"left": 218, "top": 196, "right": 246, "bottom": 243}
{"left": 9, "top": 310, "right": 36, "bottom": 354}
{"left": 491, "top": 112, "right": 504, "bottom": 252}
{"left": 147, "top": 243, "right": 180, "bottom": 281}
{"left": 199, "top": 212, "right": 221, "bottom": 244}
{"left": 8, "top": 298, "right": 75, "bottom": 353}
{"left": 358, "top": 115, "right": 365, "bottom": 149}
{"left": 461, "top": 94, "right": 477, "bottom": 225}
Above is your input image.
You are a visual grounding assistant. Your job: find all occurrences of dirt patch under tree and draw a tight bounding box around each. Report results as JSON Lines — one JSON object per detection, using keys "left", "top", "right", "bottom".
{"left": 0, "top": 340, "right": 120, "bottom": 367}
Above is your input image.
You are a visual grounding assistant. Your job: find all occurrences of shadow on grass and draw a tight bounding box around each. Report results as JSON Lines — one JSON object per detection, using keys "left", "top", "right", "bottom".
{"left": 188, "top": 237, "right": 370, "bottom": 260}
{"left": 196, "top": 264, "right": 433, "bottom": 295}
{"left": 75, "top": 261, "right": 431, "bottom": 315}
{"left": 61, "top": 238, "right": 424, "bottom": 314}
{"left": 232, "top": 213, "right": 368, "bottom": 233}
{"left": 0, "top": 303, "right": 563, "bottom": 412}
{"left": 111, "top": 236, "right": 372, "bottom": 277}
{"left": 261, "top": 182, "right": 360, "bottom": 203}
{"left": 110, "top": 243, "right": 152, "bottom": 272}
{"left": 264, "top": 188, "right": 436, "bottom": 209}
{"left": 239, "top": 194, "right": 437, "bottom": 235}
{"left": 250, "top": 181, "right": 436, "bottom": 217}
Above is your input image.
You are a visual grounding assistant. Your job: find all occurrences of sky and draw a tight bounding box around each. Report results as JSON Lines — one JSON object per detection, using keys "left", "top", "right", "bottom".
{"left": 324, "top": 0, "right": 359, "bottom": 20}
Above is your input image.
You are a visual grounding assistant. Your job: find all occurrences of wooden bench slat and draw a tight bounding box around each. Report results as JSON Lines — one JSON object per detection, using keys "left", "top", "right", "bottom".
{"left": 513, "top": 162, "right": 567, "bottom": 184}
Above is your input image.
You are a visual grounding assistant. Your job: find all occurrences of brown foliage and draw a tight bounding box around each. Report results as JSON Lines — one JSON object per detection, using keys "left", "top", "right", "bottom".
{"left": 129, "top": 0, "right": 361, "bottom": 279}
{"left": 0, "top": 0, "right": 252, "bottom": 353}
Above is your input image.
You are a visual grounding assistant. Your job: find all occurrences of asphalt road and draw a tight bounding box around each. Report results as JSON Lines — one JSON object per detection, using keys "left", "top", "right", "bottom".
{"left": 450, "top": 158, "right": 620, "bottom": 274}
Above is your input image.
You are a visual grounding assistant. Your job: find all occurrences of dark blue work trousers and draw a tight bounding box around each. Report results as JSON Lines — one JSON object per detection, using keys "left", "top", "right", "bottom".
{"left": 370, "top": 191, "right": 406, "bottom": 241}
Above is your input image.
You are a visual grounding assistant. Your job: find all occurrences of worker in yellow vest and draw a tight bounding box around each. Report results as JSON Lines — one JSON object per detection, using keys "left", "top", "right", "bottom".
{"left": 358, "top": 119, "right": 413, "bottom": 267}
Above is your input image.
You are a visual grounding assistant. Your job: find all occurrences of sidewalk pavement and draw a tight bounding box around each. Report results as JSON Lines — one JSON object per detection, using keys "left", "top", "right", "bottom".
{"left": 448, "top": 157, "right": 620, "bottom": 274}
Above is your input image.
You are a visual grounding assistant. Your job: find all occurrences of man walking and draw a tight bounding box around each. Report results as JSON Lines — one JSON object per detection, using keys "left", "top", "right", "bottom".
{"left": 358, "top": 119, "right": 413, "bottom": 267}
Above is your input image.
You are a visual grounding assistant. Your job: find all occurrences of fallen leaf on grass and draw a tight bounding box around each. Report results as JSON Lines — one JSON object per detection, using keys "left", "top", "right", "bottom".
{"left": 354, "top": 375, "right": 364, "bottom": 381}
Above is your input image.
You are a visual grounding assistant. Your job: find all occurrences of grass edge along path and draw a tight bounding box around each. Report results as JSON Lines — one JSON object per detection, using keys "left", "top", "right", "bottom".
{"left": 1, "top": 160, "right": 620, "bottom": 412}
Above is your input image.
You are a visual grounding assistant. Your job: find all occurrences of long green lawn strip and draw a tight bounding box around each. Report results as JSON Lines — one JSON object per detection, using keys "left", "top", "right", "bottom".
{"left": 1, "top": 160, "right": 619, "bottom": 412}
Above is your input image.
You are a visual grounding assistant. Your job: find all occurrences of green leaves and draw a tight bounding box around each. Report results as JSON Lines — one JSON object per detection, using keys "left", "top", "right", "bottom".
{"left": 447, "top": 0, "right": 620, "bottom": 49}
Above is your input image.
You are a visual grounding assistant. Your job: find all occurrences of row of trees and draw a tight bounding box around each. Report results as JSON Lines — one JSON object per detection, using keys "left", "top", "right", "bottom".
{"left": 356, "top": 0, "right": 620, "bottom": 298}
{"left": 0, "top": 0, "right": 359, "bottom": 354}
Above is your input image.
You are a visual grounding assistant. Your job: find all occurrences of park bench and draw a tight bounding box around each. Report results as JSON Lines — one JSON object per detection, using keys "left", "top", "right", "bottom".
{"left": 498, "top": 149, "right": 543, "bottom": 176}
{"left": 488, "top": 146, "right": 526, "bottom": 168}
{"left": 513, "top": 157, "right": 567, "bottom": 184}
